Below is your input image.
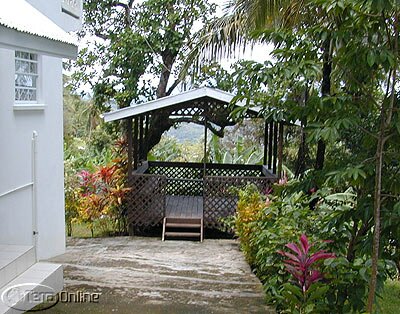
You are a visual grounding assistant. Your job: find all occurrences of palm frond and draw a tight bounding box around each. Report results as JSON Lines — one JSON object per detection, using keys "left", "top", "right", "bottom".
{"left": 281, "top": 0, "right": 305, "bottom": 28}
{"left": 179, "top": 0, "right": 303, "bottom": 79}
{"left": 234, "top": 0, "right": 288, "bottom": 29}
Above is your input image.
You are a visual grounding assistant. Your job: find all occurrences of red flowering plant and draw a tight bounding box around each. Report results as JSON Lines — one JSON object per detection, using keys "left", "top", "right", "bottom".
{"left": 76, "top": 162, "right": 130, "bottom": 236}
{"left": 97, "top": 165, "right": 116, "bottom": 187}
{"left": 278, "top": 234, "right": 336, "bottom": 313}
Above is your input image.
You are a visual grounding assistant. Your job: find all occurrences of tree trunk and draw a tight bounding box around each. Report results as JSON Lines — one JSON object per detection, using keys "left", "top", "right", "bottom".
{"left": 295, "top": 88, "right": 309, "bottom": 177}
{"left": 315, "top": 38, "right": 332, "bottom": 170}
{"left": 315, "top": 140, "right": 326, "bottom": 170}
{"left": 366, "top": 109, "right": 385, "bottom": 311}
{"left": 67, "top": 222, "right": 72, "bottom": 237}
{"left": 367, "top": 13, "right": 398, "bottom": 311}
{"left": 295, "top": 126, "right": 307, "bottom": 177}
{"left": 156, "top": 51, "right": 175, "bottom": 98}
{"left": 146, "top": 112, "right": 175, "bottom": 153}
{"left": 143, "top": 50, "right": 177, "bottom": 156}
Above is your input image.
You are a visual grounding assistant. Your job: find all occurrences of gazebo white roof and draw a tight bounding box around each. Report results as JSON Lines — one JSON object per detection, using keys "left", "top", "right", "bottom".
{"left": 103, "top": 87, "right": 258, "bottom": 123}
{"left": 0, "top": 0, "right": 78, "bottom": 59}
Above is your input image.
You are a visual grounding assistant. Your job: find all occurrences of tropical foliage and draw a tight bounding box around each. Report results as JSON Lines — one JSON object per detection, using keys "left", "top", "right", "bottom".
{"left": 188, "top": 0, "right": 400, "bottom": 311}
{"left": 232, "top": 183, "right": 397, "bottom": 313}
{"left": 76, "top": 163, "right": 129, "bottom": 237}
{"left": 278, "top": 234, "right": 336, "bottom": 313}
{"left": 63, "top": 0, "right": 400, "bottom": 312}
{"left": 65, "top": 135, "right": 129, "bottom": 237}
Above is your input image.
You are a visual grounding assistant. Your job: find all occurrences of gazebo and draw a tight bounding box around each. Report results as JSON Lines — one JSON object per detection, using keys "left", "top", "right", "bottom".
{"left": 103, "top": 87, "right": 285, "bottom": 241}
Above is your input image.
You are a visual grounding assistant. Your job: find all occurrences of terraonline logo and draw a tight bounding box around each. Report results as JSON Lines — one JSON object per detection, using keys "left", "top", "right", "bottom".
{"left": 1, "top": 283, "right": 58, "bottom": 311}
{"left": 1, "top": 283, "right": 101, "bottom": 311}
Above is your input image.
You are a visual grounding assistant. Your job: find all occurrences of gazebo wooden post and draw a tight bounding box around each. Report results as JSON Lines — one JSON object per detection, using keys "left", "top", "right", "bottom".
{"left": 126, "top": 118, "right": 133, "bottom": 181}
{"left": 273, "top": 122, "right": 278, "bottom": 174}
{"left": 139, "top": 115, "right": 144, "bottom": 161}
{"left": 263, "top": 119, "right": 268, "bottom": 166}
{"left": 144, "top": 114, "right": 149, "bottom": 158}
{"left": 268, "top": 122, "right": 273, "bottom": 170}
{"left": 133, "top": 117, "right": 139, "bottom": 170}
{"left": 203, "top": 115, "right": 207, "bottom": 177}
{"left": 277, "top": 122, "right": 284, "bottom": 178}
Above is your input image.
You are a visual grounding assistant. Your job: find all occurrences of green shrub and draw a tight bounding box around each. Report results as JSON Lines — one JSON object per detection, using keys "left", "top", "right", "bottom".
{"left": 233, "top": 183, "right": 395, "bottom": 312}
{"left": 235, "top": 185, "right": 266, "bottom": 264}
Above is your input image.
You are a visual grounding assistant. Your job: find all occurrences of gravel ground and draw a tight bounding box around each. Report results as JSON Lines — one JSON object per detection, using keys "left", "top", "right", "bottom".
{"left": 45, "top": 237, "right": 273, "bottom": 313}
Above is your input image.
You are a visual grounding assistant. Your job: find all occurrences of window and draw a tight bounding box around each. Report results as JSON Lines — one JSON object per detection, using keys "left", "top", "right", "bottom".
{"left": 61, "top": 0, "right": 82, "bottom": 19}
{"left": 15, "top": 51, "right": 39, "bottom": 102}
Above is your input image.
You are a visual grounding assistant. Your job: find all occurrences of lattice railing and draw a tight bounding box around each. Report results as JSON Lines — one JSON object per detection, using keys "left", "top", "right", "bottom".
{"left": 147, "top": 163, "right": 203, "bottom": 179}
{"left": 127, "top": 162, "right": 276, "bottom": 231}
{"left": 126, "top": 174, "right": 166, "bottom": 228}
{"left": 165, "top": 178, "right": 203, "bottom": 196}
{"left": 146, "top": 162, "right": 268, "bottom": 197}
{"left": 205, "top": 167, "right": 261, "bottom": 177}
{"left": 203, "top": 176, "right": 276, "bottom": 229}
{"left": 147, "top": 163, "right": 203, "bottom": 196}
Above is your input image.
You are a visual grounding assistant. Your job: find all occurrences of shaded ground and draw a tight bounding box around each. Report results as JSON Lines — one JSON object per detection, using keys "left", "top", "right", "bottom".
{"left": 46, "top": 237, "right": 273, "bottom": 313}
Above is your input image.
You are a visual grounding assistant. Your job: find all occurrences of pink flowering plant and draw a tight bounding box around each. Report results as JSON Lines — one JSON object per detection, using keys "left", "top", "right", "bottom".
{"left": 278, "top": 234, "right": 336, "bottom": 313}
{"left": 78, "top": 170, "right": 97, "bottom": 196}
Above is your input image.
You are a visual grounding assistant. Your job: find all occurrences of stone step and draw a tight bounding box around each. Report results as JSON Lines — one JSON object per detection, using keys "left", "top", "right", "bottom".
{"left": 162, "top": 217, "right": 204, "bottom": 242}
{"left": 165, "top": 223, "right": 201, "bottom": 228}
{"left": 165, "top": 217, "right": 202, "bottom": 224}
{"left": 0, "top": 245, "right": 35, "bottom": 288}
{"left": 164, "top": 232, "right": 202, "bottom": 237}
{"left": 0, "top": 262, "right": 63, "bottom": 314}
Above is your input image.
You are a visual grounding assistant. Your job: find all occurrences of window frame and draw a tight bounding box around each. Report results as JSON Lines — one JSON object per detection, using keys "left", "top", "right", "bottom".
{"left": 14, "top": 50, "right": 41, "bottom": 104}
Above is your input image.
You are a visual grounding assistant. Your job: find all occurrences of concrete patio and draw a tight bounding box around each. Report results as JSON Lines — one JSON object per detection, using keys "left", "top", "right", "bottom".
{"left": 47, "top": 237, "right": 273, "bottom": 313}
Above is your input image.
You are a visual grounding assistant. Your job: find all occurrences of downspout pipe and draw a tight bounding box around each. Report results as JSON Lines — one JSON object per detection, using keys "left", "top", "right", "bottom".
{"left": 32, "top": 131, "right": 38, "bottom": 261}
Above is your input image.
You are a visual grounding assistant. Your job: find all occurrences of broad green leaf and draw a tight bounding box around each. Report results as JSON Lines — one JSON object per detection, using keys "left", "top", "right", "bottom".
{"left": 282, "top": 290, "right": 301, "bottom": 305}
{"left": 307, "top": 285, "right": 329, "bottom": 302}
{"left": 396, "top": 119, "right": 400, "bottom": 135}
{"left": 359, "top": 267, "right": 369, "bottom": 282}
{"left": 394, "top": 202, "right": 400, "bottom": 215}
{"left": 367, "top": 50, "right": 375, "bottom": 67}
{"left": 304, "top": 303, "right": 315, "bottom": 313}
{"left": 283, "top": 283, "right": 303, "bottom": 299}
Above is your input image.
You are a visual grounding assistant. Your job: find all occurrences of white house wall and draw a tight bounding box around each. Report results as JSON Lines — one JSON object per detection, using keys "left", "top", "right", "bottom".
{"left": 0, "top": 0, "right": 81, "bottom": 260}
{"left": 0, "top": 48, "right": 65, "bottom": 260}
{"left": 26, "top": 0, "right": 82, "bottom": 32}
{"left": 0, "top": 0, "right": 82, "bottom": 259}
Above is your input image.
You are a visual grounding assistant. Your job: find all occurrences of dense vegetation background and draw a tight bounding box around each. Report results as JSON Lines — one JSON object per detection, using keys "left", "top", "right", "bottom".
{"left": 64, "top": 0, "right": 400, "bottom": 312}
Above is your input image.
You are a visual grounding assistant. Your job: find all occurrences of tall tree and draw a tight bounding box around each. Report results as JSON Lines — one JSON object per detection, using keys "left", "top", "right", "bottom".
{"left": 73, "top": 0, "right": 217, "bottom": 153}
{"left": 361, "top": 3, "right": 399, "bottom": 311}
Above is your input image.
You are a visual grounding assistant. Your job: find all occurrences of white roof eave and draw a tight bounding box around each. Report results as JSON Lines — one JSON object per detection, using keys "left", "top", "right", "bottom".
{"left": 103, "top": 87, "right": 259, "bottom": 123}
{"left": 0, "top": 26, "right": 78, "bottom": 59}
{"left": 0, "top": 0, "right": 78, "bottom": 59}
